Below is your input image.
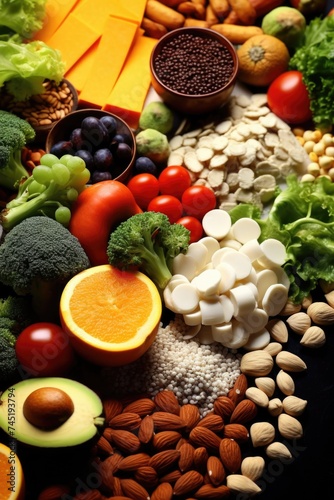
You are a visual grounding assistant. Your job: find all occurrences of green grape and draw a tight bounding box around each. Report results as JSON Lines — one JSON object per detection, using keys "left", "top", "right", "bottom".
{"left": 51, "top": 163, "right": 71, "bottom": 186}
{"left": 60, "top": 154, "right": 74, "bottom": 166}
{"left": 66, "top": 187, "right": 79, "bottom": 202}
{"left": 33, "top": 165, "right": 53, "bottom": 185}
{"left": 28, "top": 180, "right": 46, "bottom": 195}
{"left": 40, "top": 153, "right": 59, "bottom": 167}
{"left": 55, "top": 206, "right": 71, "bottom": 226}
{"left": 71, "top": 168, "right": 91, "bottom": 190}
{"left": 67, "top": 156, "right": 86, "bottom": 174}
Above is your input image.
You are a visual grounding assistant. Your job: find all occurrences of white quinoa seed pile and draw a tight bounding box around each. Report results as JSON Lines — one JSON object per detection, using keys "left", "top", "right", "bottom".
{"left": 100, "top": 315, "right": 242, "bottom": 416}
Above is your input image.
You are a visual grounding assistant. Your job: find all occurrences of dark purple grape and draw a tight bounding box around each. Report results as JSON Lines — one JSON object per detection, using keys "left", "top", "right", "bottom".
{"left": 93, "top": 148, "right": 114, "bottom": 171}
{"left": 91, "top": 170, "right": 112, "bottom": 183}
{"left": 75, "top": 150, "right": 94, "bottom": 171}
{"left": 70, "top": 128, "right": 92, "bottom": 151}
{"left": 111, "top": 133, "right": 133, "bottom": 147}
{"left": 81, "top": 116, "right": 109, "bottom": 150}
{"left": 114, "top": 142, "right": 133, "bottom": 166}
{"left": 134, "top": 156, "right": 158, "bottom": 176}
{"left": 50, "top": 141, "right": 74, "bottom": 157}
{"left": 99, "top": 115, "right": 117, "bottom": 139}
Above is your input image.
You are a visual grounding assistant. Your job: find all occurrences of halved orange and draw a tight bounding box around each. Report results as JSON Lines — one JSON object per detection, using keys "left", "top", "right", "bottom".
{"left": 0, "top": 442, "right": 25, "bottom": 500}
{"left": 59, "top": 265, "right": 162, "bottom": 366}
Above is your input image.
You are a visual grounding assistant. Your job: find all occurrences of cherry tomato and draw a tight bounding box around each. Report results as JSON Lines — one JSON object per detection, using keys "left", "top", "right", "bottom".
{"left": 267, "top": 71, "right": 312, "bottom": 124}
{"left": 126, "top": 173, "right": 160, "bottom": 210}
{"left": 15, "top": 323, "right": 76, "bottom": 377}
{"left": 147, "top": 195, "right": 183, "bottom": 224}
{"left": 176, "top": 216, "right": 203, "bottom": 243}
{"left": 158, "top": 165, "right": 192, "bottom": 199}
{"left": 181, "top": 185, "right": 216, "bottom": 220}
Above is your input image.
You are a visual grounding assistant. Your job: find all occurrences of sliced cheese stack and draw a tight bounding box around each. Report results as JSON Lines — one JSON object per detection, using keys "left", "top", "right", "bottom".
{"left": 34, "top": 0, "right": 154, "bottom": 128}
{"left": 164, "top": 209, "right": 290, "bottom": 350}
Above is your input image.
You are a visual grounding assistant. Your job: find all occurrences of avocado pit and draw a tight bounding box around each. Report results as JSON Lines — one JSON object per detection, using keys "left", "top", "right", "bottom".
{"left": 23, "top": 386, "right": 74, "bottom": 430}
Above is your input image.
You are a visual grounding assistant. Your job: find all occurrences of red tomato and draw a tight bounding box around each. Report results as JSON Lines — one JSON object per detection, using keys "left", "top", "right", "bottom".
{"left": 176, "top": 216, "right": 203, "bottom": 243}
{"left": 158, "top": 165, "right": 192, "bottom": 199}
{"left": 126, "top": 173, "right": 160, "bottom": 210}
{"left": 181, "top": 185, "right": 216, "bottom": 220}
{"left": 147, "top": 195, "right": 183, "bottom": 224}
{"left": 15, "top": 323, "right": 76, "bottom": 377}
{"left": 267, "top": 71, "right": 312, "bottom": 124}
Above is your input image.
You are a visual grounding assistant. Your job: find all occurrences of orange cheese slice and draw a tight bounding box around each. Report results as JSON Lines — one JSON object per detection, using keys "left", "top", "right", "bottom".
{"left": 47, "top": 13, "right": 100, "bottom": 72}
{"left": 78, "top": 16, "right": 139, "bottom": 109}
{"left": 32, "top": 0, "right": 80, "bottom": 41}
{"left": 103, "top": 36, "right": 157, "bottom": 130}
{"left": 73, "top": 0, "right": 145, "bottom": 31}
{"left": 65, "top": 40, "right": 99, "bottom": 93}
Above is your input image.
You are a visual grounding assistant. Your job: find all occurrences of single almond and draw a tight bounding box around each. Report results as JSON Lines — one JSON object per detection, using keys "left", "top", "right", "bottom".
{"left": 213, "top": 396, "right": 235, "bottom": 419}
{"left": 98, "top": 452, "right": 123, "bottom": 475}
{"left": 179, "top": 404, "right": 201, "bottom": 431}
{"left": 300, "top": 326, "right": 326, "bottom": 348}
{"left": 148, "top": 449, "right": 181, "bottom": 473}
{"left": 176, "top": 437, "right": 189, "bottom": 450}
{"left": 230, "top": 399, "right": 258, "bottom": 424}
{"left": 254, "top": 377, "right": 276, "bottom": 397}
{"left": 193, "top": 446, "right": 209, "bottom": 471}
{"left": 152, "top": 430, "right": 182, "bottom": 451}
{"left": 263, "top": 342, "right": 283, "bottom": 356}
{"left": 138, "top": 414, "right": 155, "bottom": 444}
{"left": 151, "top": 481, "right": 173, "bottom": 500}
{"left": 194, "top": 483, "right": 231, "bottom": 499}
{"left": 266, "top": 441, "right": 292, "bottom": 459}
{"left": 275, "top": 351, "right": 307, "bottom": 372}
{"left": 219, "top": 438, "right": 242, "bottom": 473}
{"left": 267, "top": 397, "right": 283, "bottom": 417}
{"left": 223, "top": 423, "right": 249, "bottom": 443}
{"left": 108, "top": 429, "right": 141, "bottom": 454}
{"left": 241, "top": 456, "right": 265, "bottom": 481}
{"left": 120, "top": 478, "right": 150, "bottom": 500}
{"left": 226, "top": 474, "right": 262, "bottom": 495}
{"left": 278, "top": 413, "right": 303, "bottom": 440}
{"left": 116, "top": 453, "right": 150, "bottom": 472}
{"left": 228, "top": 373, "right": 248, "bottom": 404}
{"left": 206, "top": 455, "right": 226, "bottom": 486}
{"left": 276, "top": 370, "right": 295, "bottom": 396}
{"left": 325, "top": 290, "right": 334, "bottom": 308}
{"left": 122, "top": 398, "right": 156, "bottom": 416}
{"left": 240, "top": 350, "right": 274, "bottom": 377}
{"left": 159, "top": 469, "right": 182, "bottom": 484}
{"left": 96, "top": 435, "right": 114, "bottom": 456}
{"left": 134, "top": 466, "right": 159, "bottom": 490}
{"left": 102, "top": 398, "right": 123, "bottom": 421}
{"left": 178, "top": 442, "right": 195, "bottom": 472}
{"left": 152, "top": 411, "right": 186, "bottom": 431}
{"left": 245, "top": 387, "right": 269, "bottom": 407}
{"left": 279, "top": 301, "right": 302, "bottom": 316}
{"left": 307, "top": 302, "right": 334, "bottom": 325}
{"left": 154, "top": 390, "right": 180, "bottom": 415}
{"left": 37, "top": 485, "right": 71, "bottom": 500}
{"left": 189, "top": 426, "right": 221, "bottom": 452}
{"left": 197, "top": 413, "right": 224, "bottom": 432}
{"left": 109, "top": 412, "right": 141, "bottom": 430}
{"left": 250, "top": 421, "right": 275, "bottom": 447}
{"left": 282, "top": 395, "right": 307, "bottom": 417}
{"left": 173, "top": 470, "right": 203, "bottom": 496}
{"left": 286, "top": 312, "right": 311, "bottom": 334}
{"left": 267, "top": 318, "right": 288, "bottom": 343}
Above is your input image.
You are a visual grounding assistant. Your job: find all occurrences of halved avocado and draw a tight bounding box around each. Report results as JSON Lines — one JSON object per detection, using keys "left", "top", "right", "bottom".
{"left": 0, "top": 377, "right": 104, "bottom": 448}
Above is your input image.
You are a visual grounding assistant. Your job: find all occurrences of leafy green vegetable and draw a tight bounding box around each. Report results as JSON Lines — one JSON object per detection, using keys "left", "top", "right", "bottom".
{"left": 229, "top": 175, "right": 334, "bottom": 304}
{"left": 0, "top": 0, "right": 47, "bottom": 40}
{"left": 0, "top": 38, "right": 65, "bottom": 101}
{"left": 107, "top": 211, "right": 190, "bottom": 291}
{"left": 289, "top": 15, "right": 334, "bottom": 130}
{"left": 0, "top": 110, "right": 35, "bottom": 190}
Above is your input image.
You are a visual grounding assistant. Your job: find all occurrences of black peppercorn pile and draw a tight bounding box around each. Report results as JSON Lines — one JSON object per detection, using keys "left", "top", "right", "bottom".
{"left": 154, "top": 33, "right": 234, "bottom": 95}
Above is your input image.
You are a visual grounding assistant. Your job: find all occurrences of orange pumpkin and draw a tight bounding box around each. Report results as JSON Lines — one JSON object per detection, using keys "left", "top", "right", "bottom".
{"left": 237, "top": 34, "right": 290, "bottom": 87}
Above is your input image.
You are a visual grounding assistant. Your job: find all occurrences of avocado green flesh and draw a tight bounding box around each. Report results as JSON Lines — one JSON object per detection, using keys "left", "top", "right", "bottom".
{"left": 0, "top": 377, "right": 104, "bottom": 448}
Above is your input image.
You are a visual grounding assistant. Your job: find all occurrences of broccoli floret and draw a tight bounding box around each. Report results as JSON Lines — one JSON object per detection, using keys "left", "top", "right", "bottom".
{"left": 0, "top": 295, "right": 36, "bottom": 333}
{"left": 0, "top": 0, "right": 47, "bottom": 39}
{"left": 107, "top": 211, "right": 190, "bottom": 291}
{"left": 0, "top": 110, "right": 35, "bottom": 191}
{"left": 0, "top": 216, "right": 90, "bottom": 321}
{"left": 0, "top": 333, "right": 19, "bottom": 385}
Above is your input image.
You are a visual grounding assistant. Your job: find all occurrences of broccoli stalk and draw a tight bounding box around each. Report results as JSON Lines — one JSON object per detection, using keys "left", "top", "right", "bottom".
{"left": 0, "top": 110, "right": 35, "bottom": 191}
{"left": 0, "top": 0, "right": 47, "bottom": 39}
{"left": 0, "top": 216, "right": 90, "bottom": 321}
{"left": 107, "top": 211, "right": 190, "bottom": 291}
